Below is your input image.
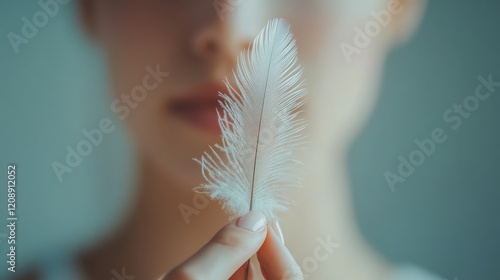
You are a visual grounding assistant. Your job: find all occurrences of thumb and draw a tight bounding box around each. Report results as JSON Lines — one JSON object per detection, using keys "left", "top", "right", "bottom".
{"left": 164, "top": 211, "right": 267, "bottom": 280}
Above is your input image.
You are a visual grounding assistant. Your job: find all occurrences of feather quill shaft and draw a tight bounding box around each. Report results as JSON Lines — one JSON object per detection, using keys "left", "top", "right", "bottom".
{"left": 195, "top": 18, "right": 306, "bottom": 221}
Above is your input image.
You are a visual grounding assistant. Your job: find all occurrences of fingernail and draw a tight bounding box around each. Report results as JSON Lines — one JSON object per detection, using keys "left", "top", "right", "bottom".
{"left": 271, "top": 220, "right": 285, "bottom": 245}
{"left": 237, "top": 211, "right": 266, "bottom": 232}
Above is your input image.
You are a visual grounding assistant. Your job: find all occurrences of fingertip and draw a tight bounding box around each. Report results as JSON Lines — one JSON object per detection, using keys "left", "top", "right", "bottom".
{"left": 270, "top": 220, "right": 285, "bottom": 245}
{"left": 236, "top": 211, "right": 267, "bottom": 232}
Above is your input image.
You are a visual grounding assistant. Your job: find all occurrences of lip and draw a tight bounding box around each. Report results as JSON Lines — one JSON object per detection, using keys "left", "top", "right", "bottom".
{"left": 168, "top": 81, "right": 227, "bottom": 135}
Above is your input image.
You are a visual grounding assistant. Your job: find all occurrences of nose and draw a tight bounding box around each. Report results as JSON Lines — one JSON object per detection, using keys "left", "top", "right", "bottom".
{"left": 192, "top": 26, "right": 224, "bottom": 59}
{"left": 193, "top": 0, "right": 270, "bottom": 55}
{"left": 191, "top": 0, "right": 269, "bottom": 77}
{"left": 191, "top": 24, "right": 233, "bottom": 81}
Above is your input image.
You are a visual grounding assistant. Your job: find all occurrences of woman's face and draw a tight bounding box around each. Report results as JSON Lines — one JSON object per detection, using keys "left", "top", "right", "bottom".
{"left": 84, "top": 0, "right": 399, "bottom": 186}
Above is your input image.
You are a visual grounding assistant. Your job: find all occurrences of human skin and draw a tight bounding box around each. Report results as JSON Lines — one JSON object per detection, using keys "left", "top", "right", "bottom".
{"left": 74, "top": 0, "right": 427, "bottom": 279}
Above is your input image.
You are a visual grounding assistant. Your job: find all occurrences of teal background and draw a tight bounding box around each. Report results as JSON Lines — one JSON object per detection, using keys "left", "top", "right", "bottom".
{"left": 349, "top": 0, "right": 500, "bottom": 279}
{"left": 0, "top": 1, "right": 136, "bottom": 278}
{"left": 0, "top": 0, "right": 499, "bottom": 279}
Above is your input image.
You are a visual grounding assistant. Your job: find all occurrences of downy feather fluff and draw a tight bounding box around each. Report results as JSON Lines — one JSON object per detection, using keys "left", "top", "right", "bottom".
{"left": 195, "top": 18, "right": 306, "bottom": 221}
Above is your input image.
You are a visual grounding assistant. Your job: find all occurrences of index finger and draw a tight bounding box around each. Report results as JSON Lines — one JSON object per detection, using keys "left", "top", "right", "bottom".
{"left": 257, "top": 221, "right": 303, "bottom": 280}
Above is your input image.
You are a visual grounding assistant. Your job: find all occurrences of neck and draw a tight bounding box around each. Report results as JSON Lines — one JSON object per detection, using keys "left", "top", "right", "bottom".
{"left": 287, "top": 142, "right": 391, "bottom": 279}
{"left": 81, "top": 154, "right": 227, "bottom": 279}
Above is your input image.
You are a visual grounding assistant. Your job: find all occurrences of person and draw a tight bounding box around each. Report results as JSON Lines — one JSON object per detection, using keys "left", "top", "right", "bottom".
{"left": 24, "top": 0, "right": 441, "bottom": 279}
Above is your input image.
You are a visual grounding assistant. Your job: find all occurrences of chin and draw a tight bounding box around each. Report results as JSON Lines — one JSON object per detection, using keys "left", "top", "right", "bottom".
{"left": 155, "top": 137, "right": 217, "bottom": 187}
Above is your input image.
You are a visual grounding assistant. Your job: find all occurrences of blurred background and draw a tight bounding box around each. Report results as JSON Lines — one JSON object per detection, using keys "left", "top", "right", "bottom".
{"left": 1, "top": 0, "right": 499, "bottom": 279}
{"left": 348, "top": 0, "right": 500, "bottom": 279}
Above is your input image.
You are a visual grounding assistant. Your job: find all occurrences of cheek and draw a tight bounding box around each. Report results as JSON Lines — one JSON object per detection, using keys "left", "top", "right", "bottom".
{"left": 98, "top": 1, "right": 224, "bottom": 96}
{"left": 260, "top": 2, "right": 334, "bottom": 65}
{"left": 101, "top": 10, "right": 182, "bottom": 94}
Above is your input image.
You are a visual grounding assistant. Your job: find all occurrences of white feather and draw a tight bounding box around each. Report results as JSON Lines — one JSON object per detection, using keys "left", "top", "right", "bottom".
{"left": 195, "top": 18, "right": 306, "bottom": 221}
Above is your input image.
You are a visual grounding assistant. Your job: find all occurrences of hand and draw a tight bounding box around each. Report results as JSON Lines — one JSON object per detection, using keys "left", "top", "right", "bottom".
{"left": 162, "top": 211, "right": 303, "bottom": 279}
